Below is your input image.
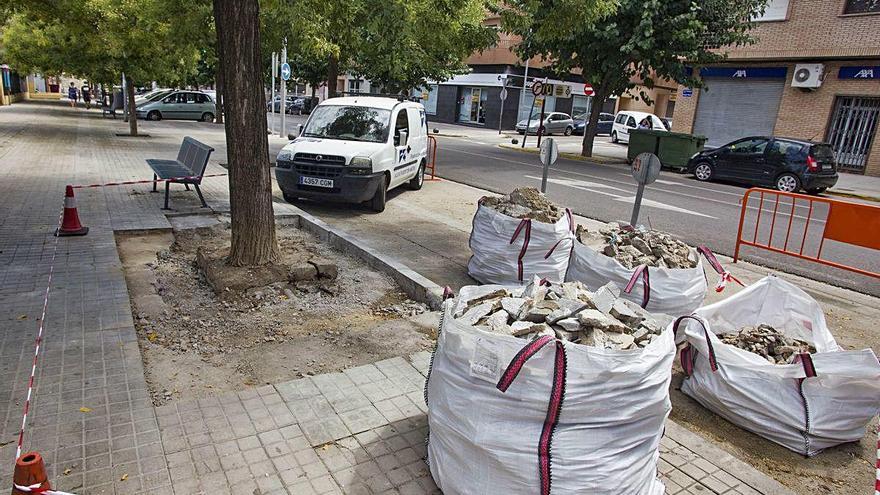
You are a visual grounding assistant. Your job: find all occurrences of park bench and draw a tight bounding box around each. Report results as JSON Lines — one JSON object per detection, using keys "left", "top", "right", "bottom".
{"left": 146, "top": 137, "right": 214, "bottom": 209}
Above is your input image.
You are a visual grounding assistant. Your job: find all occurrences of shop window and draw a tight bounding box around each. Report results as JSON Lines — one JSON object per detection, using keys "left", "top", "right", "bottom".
{"left": 349, "top": 79, "right": 361, "bottom": 94}
{"left": 754, "top": 0, "right": 789, "bottom": 21}
{"left": 844, "top": 0, "right": 880, "bottom": 14}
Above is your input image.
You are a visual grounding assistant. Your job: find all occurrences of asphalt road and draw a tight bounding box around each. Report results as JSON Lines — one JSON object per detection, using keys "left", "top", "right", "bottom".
{"left": 434, "top": 136, "right": 880, "bottom": 297}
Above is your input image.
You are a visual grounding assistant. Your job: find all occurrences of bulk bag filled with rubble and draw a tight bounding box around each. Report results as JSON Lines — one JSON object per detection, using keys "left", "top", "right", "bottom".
{"left": 566, "top": 224, "right": 736, "bottom": 316}
{"left": 426, "top": 281, "right": 674, "bottom": 495}
{"left": 468, "top": 188, "right": 575, "bottom": 285}
{"left": 676, "top": 275, "right": 880, "bottom": 456}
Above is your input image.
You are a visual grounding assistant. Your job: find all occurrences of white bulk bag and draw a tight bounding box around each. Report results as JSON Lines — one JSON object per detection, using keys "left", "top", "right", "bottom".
{"left": 677, "top": 276, "right": 880, "bottom": 456}
{"left": 426, "top": 285, "right": 673, "bottom": 495}
{"left": 468, "top": 202, "right": 574, "bottom": 285}
{"left": 565, "top": 240, "right": 708, "bottom": 316}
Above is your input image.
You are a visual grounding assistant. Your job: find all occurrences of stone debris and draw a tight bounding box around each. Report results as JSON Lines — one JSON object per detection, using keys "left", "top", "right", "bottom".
{"left": 454, "top": 279, "right": 673, "bottom": 350}
{"left": 576, "top": 223, "right": 698, "bottom": 269}
{"left": 481, "top": 187, "right": 564, "bottom": 223}
{"left": 718, "top": 324, "right": 816, "bottom": 364}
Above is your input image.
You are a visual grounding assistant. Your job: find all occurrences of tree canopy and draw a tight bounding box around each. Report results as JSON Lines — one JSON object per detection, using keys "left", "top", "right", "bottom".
{"left": 498, "top": 0, "right": 769, "bottom": 156}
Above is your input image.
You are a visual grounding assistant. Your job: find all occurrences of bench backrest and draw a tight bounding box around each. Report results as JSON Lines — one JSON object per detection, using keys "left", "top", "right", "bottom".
{"left": 176, "top": 137, "right": 215, "bottom": 180}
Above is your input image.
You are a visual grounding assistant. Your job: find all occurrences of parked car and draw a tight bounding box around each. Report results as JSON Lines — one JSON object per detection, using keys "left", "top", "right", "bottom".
{"left": 573, "top": 112, "right": 614, "bottom": 136}
{"left": 136, "top": 91, "right": 216, "bottom": 122}
{"left": 275, "top": 96, "right": 429, "bottom": 212}
{"left": 515, "top": 112, "right": 575, "bottom": 136}
{"left": 267, "top": 95, "right": 297, "bottom": 113}
{"left": 134, "top": 88, "right": 173, "bottom": 106}
{"left": 687, "top": 136, "right": 838, "bottom": 194}
{"left": 611, "top": 111, "right": 667, "bottom": 144}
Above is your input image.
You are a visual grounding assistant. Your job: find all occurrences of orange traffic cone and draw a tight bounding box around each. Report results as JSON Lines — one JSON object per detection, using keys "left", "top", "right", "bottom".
{"left": 11, "top": 451, "right": 51, "bottom": 495}
{"left": 55, "top": 185, "right": 88, "bottom": 237}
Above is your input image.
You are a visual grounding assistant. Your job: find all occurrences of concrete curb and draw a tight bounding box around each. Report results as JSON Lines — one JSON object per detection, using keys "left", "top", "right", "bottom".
{"left": 664, "top": 421, "right": 798, "bottom": 495}
{"left": 497, "top": 143, "right": 628, "bottom": 165}
{"left": 826, "top": 190, "right": 880, "bottom": 203}
{"left": 285, "top": 210, "right": 446, "bottom": 310}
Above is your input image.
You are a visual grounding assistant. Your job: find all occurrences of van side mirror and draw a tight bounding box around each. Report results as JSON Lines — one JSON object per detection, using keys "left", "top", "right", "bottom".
{"left": 396, "top": 129, "right": 408, "bottom": 146}
{"left": 287, "top": 133, "right": 297, "bottom": 140}
{"left": 296, "top": 124, "right": 303, "bottom": 137}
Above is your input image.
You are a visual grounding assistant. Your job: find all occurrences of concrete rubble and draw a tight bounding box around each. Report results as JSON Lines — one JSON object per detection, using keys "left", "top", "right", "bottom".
{"left": 481, "top": 187, "right": 564, "bottom": 223}
{"left": 453, "top": 279, "right": 673, "bottom": 350}
{"left": 718, "top": 324, "right": 817, "bottom": 364}
{"left": 576, "top": 223, "right": 698, "bottom": 269}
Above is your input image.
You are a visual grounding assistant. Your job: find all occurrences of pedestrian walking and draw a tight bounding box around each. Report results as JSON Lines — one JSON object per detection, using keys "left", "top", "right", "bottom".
{"left": 81, "top": 82, "right": 92, "bottom": 110}
{"left": 67, "top": 82, "right": 78, "bottom": 108}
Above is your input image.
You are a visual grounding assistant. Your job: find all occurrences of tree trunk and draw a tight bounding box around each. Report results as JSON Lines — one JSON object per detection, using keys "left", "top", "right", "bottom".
{"left": 214, "top": 0, "right": 279, "bottom": 266}
{"left": 214, "top": 54, "right": 225, "bottom": 124}
{"left": 126, "top": 75, "right": 138, "bottom": 136}
{"left": 581, "top": 89, "right": 607, "bottom": 157}
{"left": 326, "top": 54, "right": 339, "bottom": 98}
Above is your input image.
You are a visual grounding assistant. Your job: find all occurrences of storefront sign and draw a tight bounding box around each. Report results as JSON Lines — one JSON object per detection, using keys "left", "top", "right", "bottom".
{"left": 839, "top": 66, "right": 880, "bottom": 79}
{"left": 686, "top": 67, "right": 787, "bottom": 79}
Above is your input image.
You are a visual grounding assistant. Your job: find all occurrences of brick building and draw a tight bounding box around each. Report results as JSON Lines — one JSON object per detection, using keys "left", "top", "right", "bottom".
{"left": 672, "top": 0, "right": 880, "bottom": 176}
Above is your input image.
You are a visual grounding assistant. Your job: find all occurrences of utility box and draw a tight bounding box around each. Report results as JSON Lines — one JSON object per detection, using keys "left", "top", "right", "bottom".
{"left": 628, "top": 129, "right": 707, "bottom": 171}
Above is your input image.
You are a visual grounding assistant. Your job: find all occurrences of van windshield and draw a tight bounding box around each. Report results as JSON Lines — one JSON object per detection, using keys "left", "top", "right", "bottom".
{"left": 302, "top": 105, "right": 391, "bottom": 143}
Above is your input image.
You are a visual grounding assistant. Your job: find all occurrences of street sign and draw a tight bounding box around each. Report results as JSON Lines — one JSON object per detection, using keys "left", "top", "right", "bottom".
{"left": 682, "top": 88, "right": 693, "bottom": 97}
{"left": 583, "top": 84, "right": 594, "bottom": 96}
{"left": 629, "top": 152, "right": 661, "bottom": 227}
{"left": 280, "top": 62, "right": 291, "bottom": 81}
{"left": 499, "top": 88, "right": 508, "bottom": 101}
{"left": 539, "top": 138, "right": 559, "bottom": 193}
{"left": 631, "top": 152, "right": 661, "bottom": 185}
{"left": 553, "top": 84, "right": 572, "bottom": 99}
{"left": 531, "top": 81, "right": 544, "bottom": 96}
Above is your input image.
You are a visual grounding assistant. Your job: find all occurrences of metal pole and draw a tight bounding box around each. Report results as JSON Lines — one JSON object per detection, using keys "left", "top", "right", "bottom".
{"left": 541, "top": 152, "right": 550, "bottom": 193}
{"left": 121, "top": 73, "right": 127, "bottom": 122}
{"left": 271, "top": 52, "right": 277, "bottom": 134}
{"left": 536, "top": 94, "right": 547, "bottom": 148}
{"left": 630, "top": 182, "right": 645, "bottom": 227}
{"left": 519, "top": 55, "right": 531, "bottom": 146}
{"left": 498, "top": 78, "right": 506, "bottom": 135}
{"left": 280, "top": 43, "right": 287, "bottom": 138}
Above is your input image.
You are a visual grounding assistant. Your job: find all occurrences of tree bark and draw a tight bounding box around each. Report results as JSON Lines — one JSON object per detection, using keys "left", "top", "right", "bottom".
{"left": 326, "top": 54, "right": 339, "bottom": 98}
{"left": 214, "top": 58, "right": 224, "bottom": 124}
{"left": 581, "top": 89, "right": 607, "bottom": 157}
{"left": 213, "top": 0, "right": 279, "bottom": 266}
{"left": 126, "top": 75, "right": 138, "bottom": 136}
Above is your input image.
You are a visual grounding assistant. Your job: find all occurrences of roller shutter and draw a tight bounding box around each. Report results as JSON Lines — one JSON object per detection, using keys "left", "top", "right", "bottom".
{"left": 693, "top": 78, "right": 785, "bottom": 147}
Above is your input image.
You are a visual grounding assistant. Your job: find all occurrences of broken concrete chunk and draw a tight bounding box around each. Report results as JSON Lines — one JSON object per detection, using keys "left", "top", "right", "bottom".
{"left": 577, "top": 309, "right": 628, "bottom": 333}
{"left": 481, "top": 187, "right": 564, "bottom": 223}
{"left": 523, "top": 306, "right": 553, "bottom": 323}
{"left": 719, "top": 324, "right": 816, "bottom": 364}
{"left": 458, "top": 302, "right": 495, "bottom": 326}
{"left": 610, "top": 300, "right": 644, "bottom": 327}
{"left": 556, "top": 318, "right": 582, "bottom": 333}
{"left": 546, "top": 299, "right": 590, "bottom": 324}
{"left": 590, "top": 283, "right": 621, "bottom": 314}
{"left": 576, "top": 224, "right": 698, "bottom": 269}
{"left": 511, "top": 321, "right": 552, "bottom": 337}
{"left": 485, "top": 310, "right": 511, "bottom": 333}
{"left": 289, "top": 263, "right": 318, "bottom": 282}
{"left": 308, "top": 258, "right": 338, "bottom": 280}
{"left": 607, "top": 332, "right": 635, "bottom": 349}
{"left": 500, "top": 297, "right": 527, "bottom": 318}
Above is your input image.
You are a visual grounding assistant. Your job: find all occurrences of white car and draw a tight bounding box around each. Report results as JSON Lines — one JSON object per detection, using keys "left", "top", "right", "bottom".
{"left": 274, "top": 96, "right": 429, "bottom": 212}
{"left": 611, "top": 111, "right": 668, "bottom": 144}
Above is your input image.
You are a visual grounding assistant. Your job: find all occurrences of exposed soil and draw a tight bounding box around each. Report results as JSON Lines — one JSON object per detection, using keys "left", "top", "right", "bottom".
{"left": 116, "top": 218, "right": 435, "bottom": 406}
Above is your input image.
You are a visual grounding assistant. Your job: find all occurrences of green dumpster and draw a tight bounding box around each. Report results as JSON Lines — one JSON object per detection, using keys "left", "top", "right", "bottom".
{"left": 627, "top": 129, "right": 707, "bottom": 171}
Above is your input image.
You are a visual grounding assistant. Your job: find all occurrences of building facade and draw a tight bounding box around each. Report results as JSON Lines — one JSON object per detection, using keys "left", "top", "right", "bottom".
{"left": 672, "top": 0, "right": 880, "bottom": 176}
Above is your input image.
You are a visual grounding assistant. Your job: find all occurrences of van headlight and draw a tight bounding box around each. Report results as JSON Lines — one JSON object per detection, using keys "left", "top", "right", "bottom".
{"left": 277, "top": 149, "right": 293, "bottom": 162}
{"left": 348, "top": 156, "right": 372, "bottom": 175}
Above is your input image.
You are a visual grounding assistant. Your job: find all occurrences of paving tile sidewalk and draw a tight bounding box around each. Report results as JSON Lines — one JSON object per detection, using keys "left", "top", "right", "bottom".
{"left": 0, "top": 102, "right": 796, "bottom": 494}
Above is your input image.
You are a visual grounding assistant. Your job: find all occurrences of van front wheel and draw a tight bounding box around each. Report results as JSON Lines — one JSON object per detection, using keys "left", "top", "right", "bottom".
{"left": 370, "top": 174, "right": 387, "bottom": 212}
{"left": 408, "top": 162, "right": 425, "bottom": 190}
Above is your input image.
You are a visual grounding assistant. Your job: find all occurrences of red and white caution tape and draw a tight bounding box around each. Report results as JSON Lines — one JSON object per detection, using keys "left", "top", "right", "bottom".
{"left": 697, "top": 245, "right": 745, "bottom": 292}
{"left": 15, "top": 202, "right": 64, "bottom": 462}
{"left": 71, "top": 173, "right": 227, "bottom": 189}
{"left": 13, "top": 482, "right": 77, "bottom": 494}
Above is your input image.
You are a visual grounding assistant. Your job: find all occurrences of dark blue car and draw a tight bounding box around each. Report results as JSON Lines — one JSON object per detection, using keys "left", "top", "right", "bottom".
{"left": 573, "top": 112, "right": 615, "bottom": 136}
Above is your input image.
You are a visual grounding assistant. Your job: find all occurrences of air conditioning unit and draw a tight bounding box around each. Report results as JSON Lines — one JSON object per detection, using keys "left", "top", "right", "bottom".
{"left": 792, "top": 64, "right": 824, "bottom": 89}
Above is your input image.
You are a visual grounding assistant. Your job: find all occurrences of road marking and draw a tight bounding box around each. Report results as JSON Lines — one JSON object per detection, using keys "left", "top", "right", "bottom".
{"left": 527, "top": 175, "right": 717, "bottom": 219}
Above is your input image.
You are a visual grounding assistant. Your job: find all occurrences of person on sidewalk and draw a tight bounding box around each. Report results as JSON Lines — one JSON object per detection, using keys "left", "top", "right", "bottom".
{"left": 67, "top": 82, "right": 78, "bottom": 108}
{"left": 81, "top": 83, "right": 92, "bottom": 110}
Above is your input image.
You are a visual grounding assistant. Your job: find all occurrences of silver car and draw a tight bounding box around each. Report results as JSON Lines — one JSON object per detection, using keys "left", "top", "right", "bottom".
{"left": 136, "top": 90, "right": 216, "bottom": 122}
{"left": 515, "top": 112, "right": 575, "bottom": 136}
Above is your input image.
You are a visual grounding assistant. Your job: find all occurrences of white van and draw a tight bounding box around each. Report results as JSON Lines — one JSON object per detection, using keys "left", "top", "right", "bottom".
{"left": 275, "top": 96, "right": 429, "bottom": 212}
{"left": 611, "top": 111, "right": 667, "bottom": 144}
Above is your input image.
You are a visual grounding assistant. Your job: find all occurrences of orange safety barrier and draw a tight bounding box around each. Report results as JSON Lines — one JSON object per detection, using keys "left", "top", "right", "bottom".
{"left": 426, "top": 135, "right": 439, "bottom": 181}
{"left": 734, "top": 187, "right": 880, "bottom": 279}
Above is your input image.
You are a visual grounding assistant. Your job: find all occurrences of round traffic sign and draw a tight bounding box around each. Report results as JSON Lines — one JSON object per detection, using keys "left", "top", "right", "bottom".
{"left": 540, "top": 138, "right": 559, "bottom": 167}
{"left": 280, "top": 62, "right": 291, "bottom": 81}
{"left": 531, "top": 81, "right": 543, "bottom": 96}
{"left": 499, "top": 88, "right": 508, "bottom": 101}
{"left": 631, "top": 152, "right": 661, "bottom": 185}
{"left": 583, "top": 83, "right": 594, "bottom": 96}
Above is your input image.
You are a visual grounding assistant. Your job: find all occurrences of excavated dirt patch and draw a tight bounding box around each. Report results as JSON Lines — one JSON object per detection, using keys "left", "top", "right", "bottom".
{"left": 117, "top": 220, "right": 434, "bottom": 406}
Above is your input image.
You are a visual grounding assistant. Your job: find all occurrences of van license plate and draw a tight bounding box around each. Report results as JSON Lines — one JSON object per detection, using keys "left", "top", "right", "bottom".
{"left": 299, "top": 176, "right": 333, "bottom": 188}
